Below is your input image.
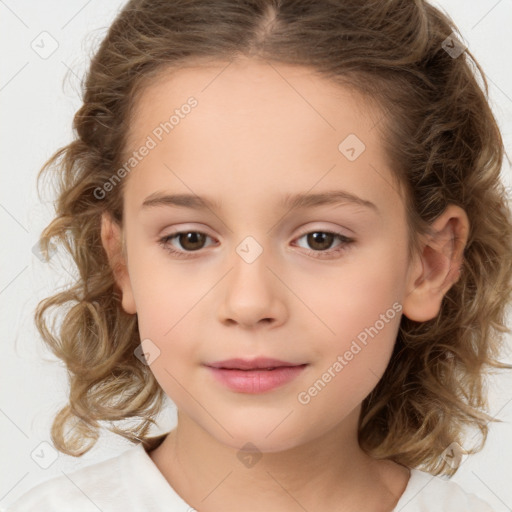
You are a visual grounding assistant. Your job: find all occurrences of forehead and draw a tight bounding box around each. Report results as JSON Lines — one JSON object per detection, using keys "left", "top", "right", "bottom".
{"left": 127, "top": 57, "right": 382, "bottom": 147}
{"left": 122, "top": 58, "right": 403, "bottom": 221}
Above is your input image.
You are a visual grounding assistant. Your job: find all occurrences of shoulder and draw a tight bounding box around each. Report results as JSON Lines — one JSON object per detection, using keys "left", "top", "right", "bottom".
{"left": 2, "top": 443, "right": 145, "bottom": 512}
{"left": 394, "top": 468, "right": 496, "bottom": 512}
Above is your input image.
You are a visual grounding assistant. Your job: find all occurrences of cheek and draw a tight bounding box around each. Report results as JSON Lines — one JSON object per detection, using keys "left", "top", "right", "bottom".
{"left": 127, "top": 240, "right": 206, "bottom": 336}
{"left": 297, "top": 293, "right": 402, "bottom": 419}
{"left": 133, "top": 288, "right": 200, "bottom": 409}
{"left": 134, "top": 283, "right": 205, "bottom": 370}
{"left": 296, "top": 242, "right": 405, "bottom": 389}
{"left": 301, "top": 241, "right": 405, "bottom": 339}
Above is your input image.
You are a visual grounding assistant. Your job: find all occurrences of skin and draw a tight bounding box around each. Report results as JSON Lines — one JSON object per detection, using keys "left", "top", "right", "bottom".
{"left": 101, "top": 57, "right": 469, "bottom": 512}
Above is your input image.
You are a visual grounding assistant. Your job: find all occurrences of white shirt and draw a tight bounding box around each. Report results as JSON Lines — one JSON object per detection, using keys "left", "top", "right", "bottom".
{"left": 2, "top": 442, "right": 495, "bottom": 511}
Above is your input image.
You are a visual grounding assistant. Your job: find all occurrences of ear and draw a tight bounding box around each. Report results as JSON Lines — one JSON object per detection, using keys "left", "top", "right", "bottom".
{"left": 402, "top": 204, "right": 469, "bottom": 322}
{"left": 100, "top": 211, "right": 137, "bottom": 315}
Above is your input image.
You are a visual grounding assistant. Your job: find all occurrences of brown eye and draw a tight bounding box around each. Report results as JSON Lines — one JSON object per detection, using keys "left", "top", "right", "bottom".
{"left": 306, "top": 232, "right": 336, "bottom": 251}
{"left": 294, "top": 230, "right": 355, "bottom": 259}
{"left": 175, "top": 232, "right": 207, "bottom": 251}
{"left": 158, "top": 229, "right": 354, "bottom": 260}
{"left": 158, "top": 231, "right": 215, "bottom": 258}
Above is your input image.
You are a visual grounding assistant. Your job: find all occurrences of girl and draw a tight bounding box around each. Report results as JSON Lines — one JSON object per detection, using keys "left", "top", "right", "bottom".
{"left": 6, "top": 0, "right": 512, "bottom": 510}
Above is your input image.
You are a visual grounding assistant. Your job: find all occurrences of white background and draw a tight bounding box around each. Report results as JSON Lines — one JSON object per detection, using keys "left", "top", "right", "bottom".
{"left": 1, "top": 0, "right": 511, "bottom": 509}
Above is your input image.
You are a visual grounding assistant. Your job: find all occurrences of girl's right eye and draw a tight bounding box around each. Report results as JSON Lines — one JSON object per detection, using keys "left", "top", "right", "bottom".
{"left": 158, "top": 229, "right": 355, "bottom": 260}
{"left": 158, "top": 231, "right": 216, "bottom": 259}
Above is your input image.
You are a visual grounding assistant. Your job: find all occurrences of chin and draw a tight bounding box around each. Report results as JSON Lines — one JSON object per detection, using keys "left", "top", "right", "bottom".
{"left": 205, "top": 421, "right": 310, "bottom": 454}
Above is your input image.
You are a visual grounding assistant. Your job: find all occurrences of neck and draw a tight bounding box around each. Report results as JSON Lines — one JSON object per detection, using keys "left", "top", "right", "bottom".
{"left": 148, "top": 405, "right": 410, "bottom": 512}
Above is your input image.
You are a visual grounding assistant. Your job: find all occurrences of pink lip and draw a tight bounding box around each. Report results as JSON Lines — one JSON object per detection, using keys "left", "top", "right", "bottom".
{"left": 206, "top": 357, "right": 303, "bottom": 370}
{"left": 204, "top": 358, "right": 308, "bottom": 393}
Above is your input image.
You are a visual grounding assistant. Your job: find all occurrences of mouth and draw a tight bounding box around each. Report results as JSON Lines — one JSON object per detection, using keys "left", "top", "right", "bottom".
{"left": 205, "top": 357, "right": 307, "bottom": 371}
{"left": 204, "top": 358, "right": 309, "bottom": 393}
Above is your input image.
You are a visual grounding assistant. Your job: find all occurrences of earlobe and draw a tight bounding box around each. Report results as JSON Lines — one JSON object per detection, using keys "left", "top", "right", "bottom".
{"left": 402, "top": 205, "right": 469, "bottom": 322}
{"left": 100, "top": 211, "right": 137, "bottom": 315}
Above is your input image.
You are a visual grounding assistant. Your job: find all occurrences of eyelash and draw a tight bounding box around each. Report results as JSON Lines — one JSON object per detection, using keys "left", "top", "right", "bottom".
{"left": 157, "top": 229, "right": 355, "bottom": 260}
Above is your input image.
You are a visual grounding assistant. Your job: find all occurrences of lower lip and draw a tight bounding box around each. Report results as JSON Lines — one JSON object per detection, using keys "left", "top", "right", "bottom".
{"left": 206, "top": 365, "right": 308, "bottom": 393}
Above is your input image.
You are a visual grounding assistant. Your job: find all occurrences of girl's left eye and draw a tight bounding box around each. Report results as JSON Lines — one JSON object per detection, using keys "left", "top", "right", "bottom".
{"left": 158, "top": 229, "right": 355, "bottom": 260}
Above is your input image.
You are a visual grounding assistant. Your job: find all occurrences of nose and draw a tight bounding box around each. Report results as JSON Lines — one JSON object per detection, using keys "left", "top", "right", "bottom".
{"left": 217, "top": 246, "right": 287, "bottom": 330}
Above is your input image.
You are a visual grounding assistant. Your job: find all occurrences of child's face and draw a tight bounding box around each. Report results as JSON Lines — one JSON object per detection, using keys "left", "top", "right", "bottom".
{"left": 106, "top": 58, "right": 423, "bottom": 452}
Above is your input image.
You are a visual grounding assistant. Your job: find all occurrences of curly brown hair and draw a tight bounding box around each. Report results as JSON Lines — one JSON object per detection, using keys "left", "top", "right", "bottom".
{"left": 35, "top": 0, "right": 512, "bottom": 476}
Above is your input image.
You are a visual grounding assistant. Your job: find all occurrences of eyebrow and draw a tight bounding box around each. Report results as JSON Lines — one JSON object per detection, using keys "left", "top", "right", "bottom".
{"left": 141, "top": 190, "right": 379, "bottom": 214}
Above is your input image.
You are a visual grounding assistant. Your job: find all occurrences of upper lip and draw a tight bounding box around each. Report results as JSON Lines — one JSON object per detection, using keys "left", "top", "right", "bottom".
{"left": 206, "top": 357, "right": 306, "bottom": 370}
